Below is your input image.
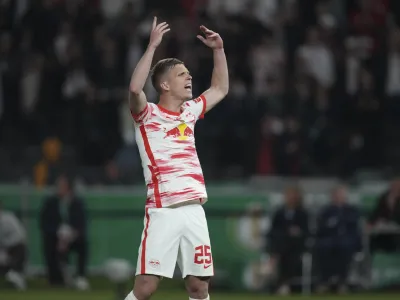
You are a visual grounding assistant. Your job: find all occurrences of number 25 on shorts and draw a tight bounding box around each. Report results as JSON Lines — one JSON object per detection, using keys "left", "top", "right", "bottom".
{"left": 194, "top": 245, "right": 212, "bottom": 268}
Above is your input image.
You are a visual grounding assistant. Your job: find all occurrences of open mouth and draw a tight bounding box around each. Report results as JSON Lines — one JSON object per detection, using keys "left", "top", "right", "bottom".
{"left": 184, "top": 83, "right": 192, "bottom": 91}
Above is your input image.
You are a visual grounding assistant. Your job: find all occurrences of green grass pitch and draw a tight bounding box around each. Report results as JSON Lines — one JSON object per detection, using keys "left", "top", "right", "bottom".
{"left": 1, "top": 277, "right": 399, "bottom": 300}
{"left": 1, "top": 290, "right": 400, "bottom": 300}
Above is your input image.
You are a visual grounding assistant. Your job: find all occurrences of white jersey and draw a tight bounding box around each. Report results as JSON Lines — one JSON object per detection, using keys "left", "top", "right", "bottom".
{"left": 132, "top": 95, "right": 208, "bottom": 208}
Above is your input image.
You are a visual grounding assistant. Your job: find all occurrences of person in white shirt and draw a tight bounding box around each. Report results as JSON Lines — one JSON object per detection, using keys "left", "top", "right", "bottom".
{"left": 297, "top": 28, "right": 335, "bottom": 89}
{"left": 296, "top": 27, "right": 335, "bottom": 109}
{"left": 0, "top": 201, "right": 27, "bottom": 290}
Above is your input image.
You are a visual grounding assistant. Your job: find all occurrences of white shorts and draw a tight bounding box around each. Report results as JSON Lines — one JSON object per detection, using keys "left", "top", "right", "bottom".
{"left": 135, "top": 203, "right": 213, "bottom": 278}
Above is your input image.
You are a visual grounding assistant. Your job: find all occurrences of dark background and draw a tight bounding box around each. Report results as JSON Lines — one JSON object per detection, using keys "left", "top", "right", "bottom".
{"left": 1, "top": 0, "right": 400, "bottom": 186}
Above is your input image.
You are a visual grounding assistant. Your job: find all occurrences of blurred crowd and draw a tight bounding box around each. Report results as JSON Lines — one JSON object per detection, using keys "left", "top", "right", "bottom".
{"left": 1, "top": 0, "right": 400, "bottom": 185}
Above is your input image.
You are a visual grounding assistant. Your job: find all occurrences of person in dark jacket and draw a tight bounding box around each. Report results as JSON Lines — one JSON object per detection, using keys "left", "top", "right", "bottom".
{"left": 39, "top": 174, "right": 89, "bottom": 289}
{"left": 266, "top": 185, "right": 309, "bottom": 295}
{"left": 316, "top": 185, "right": 361, "bottom": 293}
{"left": 367, "top": 179, "right": 400, "bottom": 253}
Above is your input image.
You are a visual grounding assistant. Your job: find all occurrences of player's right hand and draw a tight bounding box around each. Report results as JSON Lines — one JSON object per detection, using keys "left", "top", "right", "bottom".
{"left": 148, "top": 17, "right": 170, "bottom": 49}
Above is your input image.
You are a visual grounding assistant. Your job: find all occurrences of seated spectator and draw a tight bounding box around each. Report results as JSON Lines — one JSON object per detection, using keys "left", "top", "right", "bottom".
{"left": 367, "top": 179, "right": 400, "bottom": 253}
{"left": 0, "top": 201, "right": 27, "bottom": 290}
{"left": 39, "top": 174, "right": 89, "bottom": 290}
{"left": 316, "top": 185, "right": 361, "bottom": 294}
{"left": 265, "top": 185, "right": 309, "bottom": 295}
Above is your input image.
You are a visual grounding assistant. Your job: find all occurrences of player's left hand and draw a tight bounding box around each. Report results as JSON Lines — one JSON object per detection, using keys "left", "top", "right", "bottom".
{"left": 197, "top": 25, "right": 223, "bottom": 50}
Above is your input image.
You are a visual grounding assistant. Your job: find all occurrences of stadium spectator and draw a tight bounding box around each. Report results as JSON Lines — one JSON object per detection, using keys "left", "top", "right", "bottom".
{"left": 0, "top": 201, "right": 27, "bottom": 290}
{"left": 39, "top": 174, "right": 89, "bottom": 290}
{"left": 316, "top": 185, "right": 362, "bottom": 294}
{"left": 265, "top": 185, "right": 309, "bottom": 295}
{"left": 367, "top": 179, "right": 400, "bottom": 253}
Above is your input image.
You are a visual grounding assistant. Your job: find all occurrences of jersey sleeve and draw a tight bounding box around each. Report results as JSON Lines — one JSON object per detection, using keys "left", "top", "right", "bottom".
{"left": 131, "top": 103, "right": 153, "bottom": 124}
{"left": 186, "top": 94, "right": 207, "bottom": 120}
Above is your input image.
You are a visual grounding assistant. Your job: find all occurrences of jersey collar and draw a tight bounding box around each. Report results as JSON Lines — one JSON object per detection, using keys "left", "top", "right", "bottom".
{"left": 157, "top": 104, "right": 182, "bottom": 116}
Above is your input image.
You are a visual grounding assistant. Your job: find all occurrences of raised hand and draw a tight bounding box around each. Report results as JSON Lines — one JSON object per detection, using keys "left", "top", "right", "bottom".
{"left": 148, "top": 17, "right": 170, "bottom": 49}
{"left": 197, "top": 25, "right": 224, "bottom": 50}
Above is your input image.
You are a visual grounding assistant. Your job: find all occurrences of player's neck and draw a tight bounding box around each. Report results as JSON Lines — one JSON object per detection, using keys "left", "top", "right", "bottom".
{"left": 158, "top": 95, "right": 184, "bottom": 113}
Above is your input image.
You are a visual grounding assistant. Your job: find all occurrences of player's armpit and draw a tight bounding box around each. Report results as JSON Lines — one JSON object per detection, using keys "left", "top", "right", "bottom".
{"left": 201, "top": 87, "right": 227, "bottom": 113}
{"left": 130, "top": 92, "right": 152, "bottom": 124}
{"left": 129, "top": 90, "right": 148, "bottom": 116}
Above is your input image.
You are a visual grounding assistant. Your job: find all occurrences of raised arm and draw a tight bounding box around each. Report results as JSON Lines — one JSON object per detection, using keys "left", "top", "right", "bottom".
{"left": 197, "top": 26, "right": 229, "bottom": 113}
{"left": 129, "top": 17, "right": 170, "bottom": 115}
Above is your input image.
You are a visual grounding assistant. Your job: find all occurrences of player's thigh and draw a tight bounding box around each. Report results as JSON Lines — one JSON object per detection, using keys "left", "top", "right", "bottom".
{"left": 136, "top": 208, "right": 182, "bottom": 278}
{"left": 178, "top": 204, "right": 213, "bottom": 278}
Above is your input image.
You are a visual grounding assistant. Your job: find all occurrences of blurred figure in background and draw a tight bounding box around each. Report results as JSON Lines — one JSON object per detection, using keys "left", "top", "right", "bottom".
{"left": 316, "top": 185, "right": 361, "bottom": 294}
{"left": 238, "top": 203, "right": 270, "bottom": 291}
{"left": 238, "top": 202, "right": 269, "bottom": 251}
{"left": 367, "top": 179, "right": 400, "bottom": 253}
{"left": 39, "top": 174, "right": 89, "bottom": 290}
{"left": 0, "top": 201, "right": 27, "bottom": 290}
{"left": 265, "top": 185, "right": 309, "bottom": 295}
{"left": 296, "top": 26, "right": 334, "bottom": 111}
{"left": 33, "top": 136, "right": 63, "bottom": 188}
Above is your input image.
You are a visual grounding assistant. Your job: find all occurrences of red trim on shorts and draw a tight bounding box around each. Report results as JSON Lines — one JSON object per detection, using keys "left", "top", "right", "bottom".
{"left": 212, "top": 257, "right": 215, "bottom": 275}
{"left": 140, "top": 208, "right": 150, "bottom": 274}
{"left": 199, "top": 94, "right": 206, "bottom": 119}
{"left": 139, "top": 125, "right": 162, "bottom": 208}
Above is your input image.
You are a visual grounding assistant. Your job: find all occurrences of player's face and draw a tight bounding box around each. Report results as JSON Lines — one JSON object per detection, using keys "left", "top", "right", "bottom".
{"left": 166, "top": 64, "right": 193, "bottom": 101}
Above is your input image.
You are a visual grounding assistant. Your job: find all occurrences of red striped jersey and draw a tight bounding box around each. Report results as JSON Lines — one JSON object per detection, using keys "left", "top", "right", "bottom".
{"left": 131, "top": 95, "right": 208, "bottom": 208}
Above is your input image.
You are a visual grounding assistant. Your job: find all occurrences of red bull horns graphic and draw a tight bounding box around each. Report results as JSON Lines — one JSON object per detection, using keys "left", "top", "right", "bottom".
{"left": 164, "top": 123, "right": 193, "bottom": 140}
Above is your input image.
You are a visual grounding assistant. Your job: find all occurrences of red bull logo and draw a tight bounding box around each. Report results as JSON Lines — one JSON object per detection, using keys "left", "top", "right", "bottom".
{"left": 164, "top": 123, "right": 194, "bottom": 140}
{"left": 149, "top": 259, "right": 160, "bottom": 269}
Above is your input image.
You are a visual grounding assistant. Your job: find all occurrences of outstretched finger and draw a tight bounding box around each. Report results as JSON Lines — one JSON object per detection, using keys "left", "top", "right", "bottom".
{"left": 197, "top": 35, "right": 206, "bottom": 43}
{"left": 152, "top": 17, "right": 157, "bottom": 30}
{"left": 206, "top": 31, "right": 217, "bottom": 37}
{"left": 158, "top": 23, "right": 169, "bottom": 32}
{"left": 200, "top": 25, "right": 213, "bottom": 34}
{"left": 161, "top": 28, "right": 171, "bottom": 35}
{"left": 156, "top": 22, "right": 167, "bottom": 30}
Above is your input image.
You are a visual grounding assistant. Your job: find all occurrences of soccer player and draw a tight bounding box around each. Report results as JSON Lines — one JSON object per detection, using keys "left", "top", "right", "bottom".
{"left": 124, "top": 17, "right": 228, "bottom": 300}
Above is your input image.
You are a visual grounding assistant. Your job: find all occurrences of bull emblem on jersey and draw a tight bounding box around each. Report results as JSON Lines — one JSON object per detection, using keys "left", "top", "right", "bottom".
{"left": 164, "top": 122, "right": 194, "bottom": 140}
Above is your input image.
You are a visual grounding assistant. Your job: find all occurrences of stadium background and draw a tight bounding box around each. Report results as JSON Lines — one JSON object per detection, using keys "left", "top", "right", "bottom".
{"left": 1, "top": 0, "right": 400, "bottom": 299}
